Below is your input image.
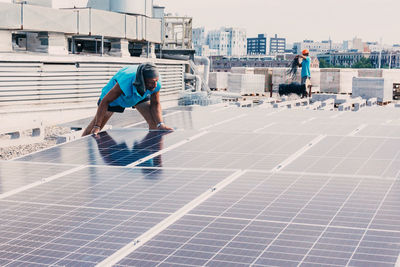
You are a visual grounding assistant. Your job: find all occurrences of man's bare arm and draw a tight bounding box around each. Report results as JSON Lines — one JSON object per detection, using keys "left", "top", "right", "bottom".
{"left": 92, "top": 83, "right": 123, "bottom": 133}
{"left": 150, "top": 92, "right": 173, "bottom": 131}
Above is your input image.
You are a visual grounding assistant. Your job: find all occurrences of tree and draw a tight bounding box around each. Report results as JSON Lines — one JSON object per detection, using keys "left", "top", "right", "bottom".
{"left": 319, "top": 59, "right": 333, "bottom": 68}
{"left": 352, "top": 57, "right": 373, "bottom": 68}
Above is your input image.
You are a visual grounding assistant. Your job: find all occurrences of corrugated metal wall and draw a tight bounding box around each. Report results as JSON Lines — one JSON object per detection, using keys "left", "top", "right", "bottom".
{"left": 0, "top": 60, "right": 185, "bottom": 107}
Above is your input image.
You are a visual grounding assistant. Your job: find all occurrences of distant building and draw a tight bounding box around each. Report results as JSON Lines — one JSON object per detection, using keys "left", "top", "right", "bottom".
{"left": 192, "top": 27, "right": 206, "bottom": 55}
{"left": 207, "top": 29, "right": 229, "bottom": 56}
{"left": 210, "top": 55, "right": 290, "bottom": 72}
{"left": 225, "top": 27, "right": 247, "bottom": 56}
{"left": 247, "top": 34, "right": 267, "bottom": 55}
{"left": 206, "top": 27, "right": 247, "bottom": 56}
{"left": 317, "top": 52, "right": 370, "bottom": 67}
{"left": 293, "top": 40, "right": 343, "bottom": 56}
{"left": 269, "top": 34, "right": 286, "bottom": 54}
{"left": 370, "top": 51, "right": 400, "bottom": 68}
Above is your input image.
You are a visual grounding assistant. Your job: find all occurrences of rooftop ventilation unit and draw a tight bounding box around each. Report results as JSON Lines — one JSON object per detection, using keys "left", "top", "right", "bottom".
{"left": 110, "top": 0, "right": 152, "bottom": 17}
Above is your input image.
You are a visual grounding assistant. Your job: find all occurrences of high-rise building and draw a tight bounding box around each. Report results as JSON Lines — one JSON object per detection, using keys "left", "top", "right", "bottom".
{"left": 269, "top": 34, "right": 286, "bottom": 54}
{"left": 206, "top": 29, "right": 229, "bottom": 56}
{"left": 247, "top": 34, "right": 267, "bottom": 55}
{"left": 192, "top": 27, "right": 206, "bottom": 55}
{"left": 206, "top": 27, "right": 247, "bottom": 56}
{"left": 224, "top": 27, "right": 247, "bottom": 56}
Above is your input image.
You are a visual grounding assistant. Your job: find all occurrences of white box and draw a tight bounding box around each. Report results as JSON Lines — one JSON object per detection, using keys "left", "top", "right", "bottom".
{"left": 352, "top": 77, "right": 393, "bottom": 102}
{"left": 228, "top": 73, "right": 265, "bottom": 95}
{"left": 320, "top": 68, "right": 358, "bottom": 94}
{"left": 208, "top": 72, "right": 228, "bottom": 89}
{"left": 231, "top": 67, "right": 255, "bottom": 74}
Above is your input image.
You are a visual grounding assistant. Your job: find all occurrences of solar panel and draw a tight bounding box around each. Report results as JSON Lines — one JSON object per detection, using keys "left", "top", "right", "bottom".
{"left": 138, "top": 132, "right": 318, "bottom": 171}
{"left": 0, "top": 161, "right": 74, "bottom": 196}
{"left": 16, "top": 129, "right": 199, "bottom": 166}
{"left": 0, "top": 167, "right": 234, "bottom": 266}
{"left": 2, "top": 105, "right": 400, "bottom": 266}
{"left": 283, "top": 136, "right": 400, "bottom": 177}
{"left": 116, "top": 171, "right": 400, "bottom": 267}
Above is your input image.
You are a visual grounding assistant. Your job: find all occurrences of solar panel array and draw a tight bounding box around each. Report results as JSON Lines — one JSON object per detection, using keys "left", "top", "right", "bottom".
{"left": 0, "top": 104, "right": 399, "bottom": 266}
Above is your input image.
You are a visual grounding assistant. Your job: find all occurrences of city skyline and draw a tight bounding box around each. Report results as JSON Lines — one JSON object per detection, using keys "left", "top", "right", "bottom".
{"left": 155, "top": 0, "right": 400, "bottom": 45}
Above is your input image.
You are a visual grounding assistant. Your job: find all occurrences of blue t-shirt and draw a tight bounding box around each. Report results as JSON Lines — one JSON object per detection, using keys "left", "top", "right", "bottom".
{"left": 301, "top": 57, "right": 311, "bottom": 78}
{"left": 100, "top": 65, "right": 161, "bottom": 108}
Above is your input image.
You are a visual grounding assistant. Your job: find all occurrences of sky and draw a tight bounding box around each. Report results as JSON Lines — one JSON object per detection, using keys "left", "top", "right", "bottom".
{"left": 154, "top": 0, "right": 400, "bottom": 45}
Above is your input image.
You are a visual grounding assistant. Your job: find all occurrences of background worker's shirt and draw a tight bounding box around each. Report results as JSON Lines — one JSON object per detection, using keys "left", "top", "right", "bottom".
{"left": 301, "top": 56, "right": 311, "bottom": 78}
{"left": 99, "top": 65, "right": 161, "bottom": 108}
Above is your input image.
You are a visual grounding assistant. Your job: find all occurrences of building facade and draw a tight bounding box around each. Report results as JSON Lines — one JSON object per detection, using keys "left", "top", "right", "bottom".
{"left": 247, "top": 34, "right": 267, "bottom": 55}
{"left": 193, "top": 27, "right": 206, "bottom": 55}
{"left": 205, "top": 27, "right": 247, "bottom": 57}
{"left": 293, "top": 40, "right": 343, "bottom": 56}
{"left": 210, "top": 55, "right": 290, "bottom": 72}
{"left": 317, "top": 52, "right": 370, "bottom": 67}
{"left": 269, "top": 34, "right": 286, "bottom": 54}
{"left": 224, "top": 27, "right": 247, "bottom": 56}
{"left": 206, "top": 29, "right": 229, "bottom": 56}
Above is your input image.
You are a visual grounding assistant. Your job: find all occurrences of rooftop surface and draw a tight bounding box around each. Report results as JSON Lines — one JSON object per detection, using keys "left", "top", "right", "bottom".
{"left": 1, "top": 105, "right": 400, "bottom": 266}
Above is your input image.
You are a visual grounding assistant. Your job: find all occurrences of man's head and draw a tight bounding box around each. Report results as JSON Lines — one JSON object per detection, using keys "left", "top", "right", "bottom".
{"left": 143, "top": 64, "right": 160, "bottom": 91}
{"left": 302, "top": 49, "right": 309, "bottom": 56}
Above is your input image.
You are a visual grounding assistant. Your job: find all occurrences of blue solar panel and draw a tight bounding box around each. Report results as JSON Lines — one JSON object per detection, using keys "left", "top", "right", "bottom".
{"left": 116, "top": 171, "right": 400, "bottom": 267}
{"left": 138, "top": 132, "right": 317, "bottom": 170}
{"left": 0, "top": 166, "right": 234, "bottom": 265}
{"left": 2, "top": 106, "right": 400, "bottom": 266}
{"left": 16, "top": 129, "right": 198, "bottom": 166}
{"left": 0, "top": 161, "right": 73, "bottom": 195}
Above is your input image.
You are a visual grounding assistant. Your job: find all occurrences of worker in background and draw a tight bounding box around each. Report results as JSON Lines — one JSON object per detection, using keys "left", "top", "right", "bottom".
{"left": 82, "top": 62, "right": 173, "bottom": 136}
{"left": 296, "top": 49, "right": 312, "bottom": 97}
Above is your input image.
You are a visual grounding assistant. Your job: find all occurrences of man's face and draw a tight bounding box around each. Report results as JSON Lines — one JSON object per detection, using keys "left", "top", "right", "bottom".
{"left": 144, "top": 78, "right": 159, "bottom": 91}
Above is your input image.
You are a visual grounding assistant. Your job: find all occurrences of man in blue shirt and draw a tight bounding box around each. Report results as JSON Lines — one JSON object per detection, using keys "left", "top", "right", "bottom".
{"left": 296, "top": 49, "right": 312, "bottom": 96}
{"left": 82, "top": 62, "right": 173, "bottom": 136}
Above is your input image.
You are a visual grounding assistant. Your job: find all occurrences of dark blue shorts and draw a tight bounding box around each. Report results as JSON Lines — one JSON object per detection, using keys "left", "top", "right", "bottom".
{"left": 97, "top": 97, "right": 150, "bottom": 113}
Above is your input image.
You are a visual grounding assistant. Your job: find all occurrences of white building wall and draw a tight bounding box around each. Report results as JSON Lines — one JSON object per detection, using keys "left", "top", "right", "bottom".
{"left": 207, "top": 29, "right": 229, "bottom": 56}
{"left": 225, "top": 27, "right": 246, "bottom": 56}
{"left": 295, "top": 41, "right": 343, "bottom": 55}
{"left": 205, "top": 27, "right": 246, "bottom": 56}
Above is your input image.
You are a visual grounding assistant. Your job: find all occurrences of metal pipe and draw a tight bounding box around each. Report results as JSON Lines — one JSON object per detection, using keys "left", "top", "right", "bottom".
{"left": 194, "top": 56, "right": 210, "bottom": 85}
{"left": 101, "top": 36, "right": 104, "bottom": 56}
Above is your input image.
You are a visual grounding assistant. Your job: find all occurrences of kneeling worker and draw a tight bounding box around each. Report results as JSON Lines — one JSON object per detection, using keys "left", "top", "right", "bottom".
{"left": 83, "top": 62, "right": 173, "bottom": 136}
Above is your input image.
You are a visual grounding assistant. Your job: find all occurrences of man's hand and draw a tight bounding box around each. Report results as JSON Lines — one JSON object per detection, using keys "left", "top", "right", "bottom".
{"left": 91, "top": 126, "right": 101, "bottom": 135}
{"left": 158, "top": 124, "right": 174, "bottom": 131}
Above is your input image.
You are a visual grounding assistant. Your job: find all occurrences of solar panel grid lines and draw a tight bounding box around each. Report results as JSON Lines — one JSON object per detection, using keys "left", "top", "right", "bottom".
{"left": 344, "top": 178, "right": 398, "bottom": 267}
{"left": 126, "top": 130, "right": 210, "bottom": 167}
{"left": 97, "top": 169, "right": 247, "bottom": 267}
{"left": 0, "top": 161, "right": 76, "bottom": 196}
{"left": 210, "top": 105, "right": 235, "bottom": 113}
{"left": 271, "top": 134, "right": 327, "bottom": 172}
{"left": 115, "top": 169, "right": 400, "bottom": 266}
{"left": 3, "top": 106, "right": 400, "bottom": 266}
{"left": 284, "top": 135, "right": 400, "bottom": 178}
{"left": 296, "top": 177, "right": 365, "bottom": 265}
{"left": 247, "top": 174, "right": 337, "bottom": 266}
{"left": 348, "top": 124, "right": 368, "bottom": 136}
{"left": 252, "top": 122, "right": 276, "bottom": 133}
{"left": 199, "top": 113, "right": 248, "bottom": 131}
{"left": 0, "top": 168, "right": 235, "bottom": 266}
{"left": 150, "top": 172, "right": 307, "bottom": 267}
{"left": 278, "top": 170, "right": 398, "bottom": 182}
{"left": 0, "top": 165, "right": 86, "bottom": 200}
{"left": 118, "top": 176, "right": 270, "bottom": 266}
{"left": 123, "top": 111, "right": 183, "bottom": 129}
